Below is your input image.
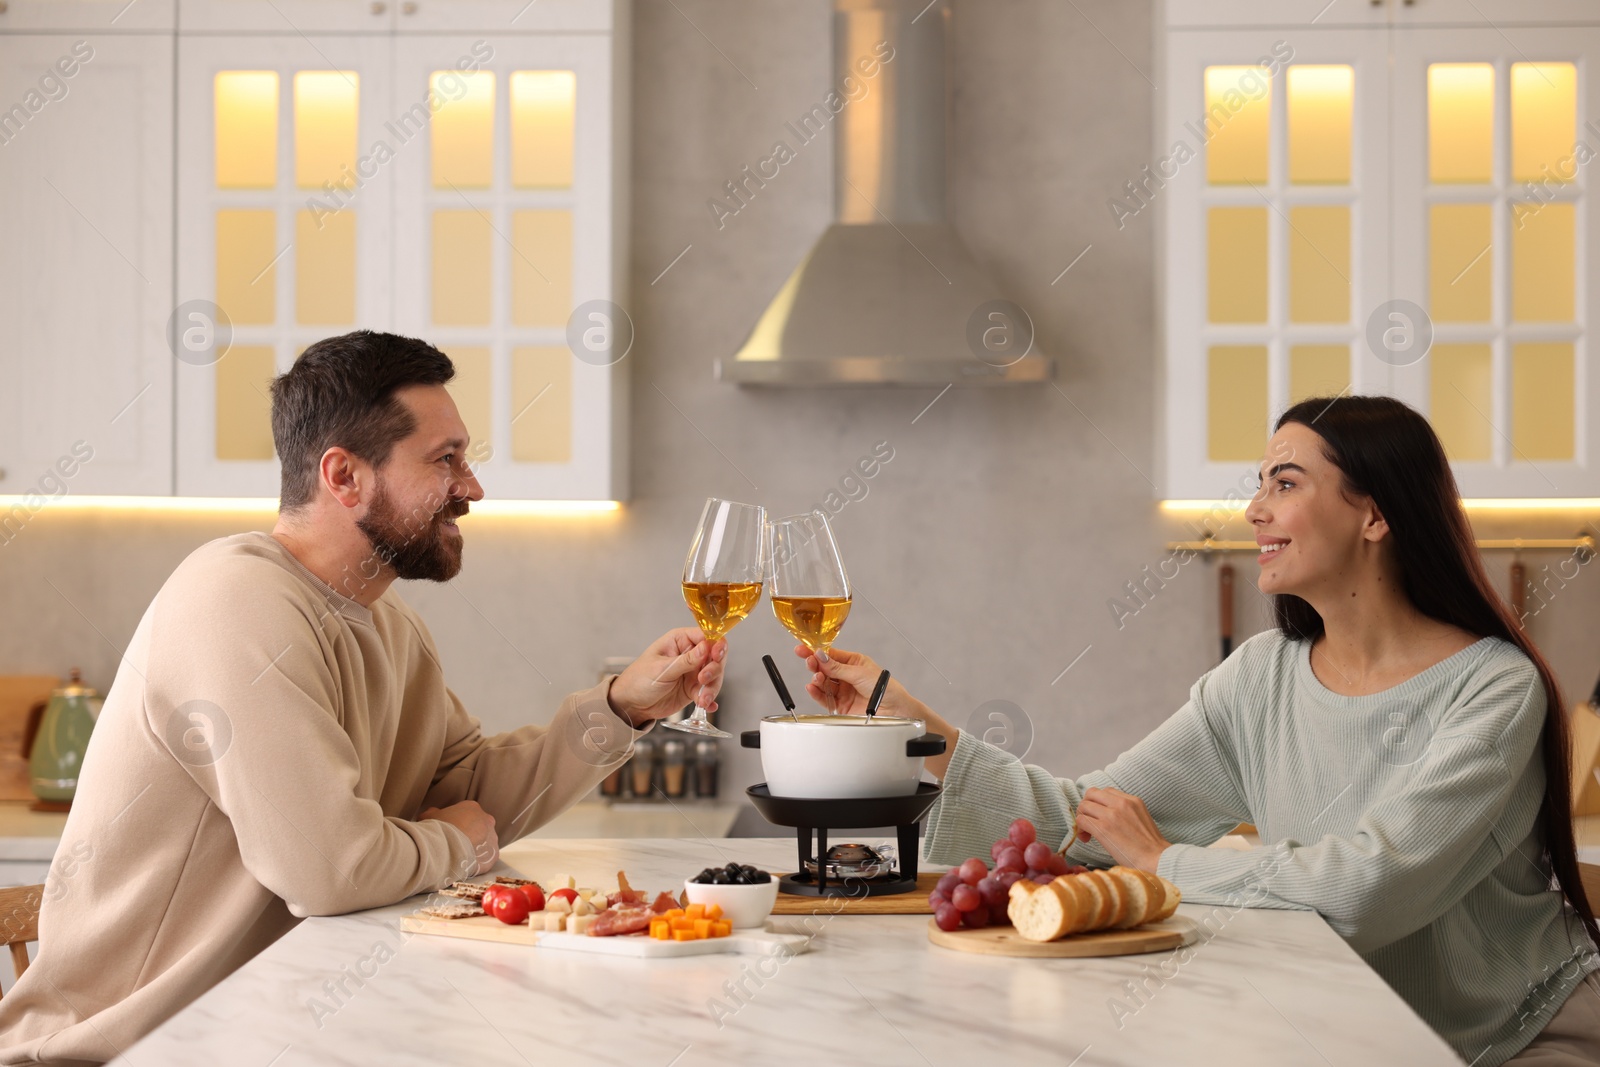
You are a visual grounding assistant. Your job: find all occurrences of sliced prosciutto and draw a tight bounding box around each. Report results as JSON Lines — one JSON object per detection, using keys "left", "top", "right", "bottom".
{"left": 589, "top": 905, "right": 653, "bottom": 937}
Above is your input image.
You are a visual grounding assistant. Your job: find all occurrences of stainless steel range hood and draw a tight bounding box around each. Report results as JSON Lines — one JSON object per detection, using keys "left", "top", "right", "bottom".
{"left": 714, "top": 0, "right": 1053, "bottom": 387}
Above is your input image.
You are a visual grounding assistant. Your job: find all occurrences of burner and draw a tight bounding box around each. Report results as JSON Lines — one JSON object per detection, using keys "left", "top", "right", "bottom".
{"left": 802, "top": 843, "right": 897, "bottom": 880}
{"left": 745, "top": 783, "right": 943, "bottom": 898}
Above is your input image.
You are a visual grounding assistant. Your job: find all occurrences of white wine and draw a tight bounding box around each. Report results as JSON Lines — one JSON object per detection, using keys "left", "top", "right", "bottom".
{"left": 771, "top": 595, "right": 852, "bottom": 652}
{"left": 681, "top": 581, "right": 762, "bottom": 641}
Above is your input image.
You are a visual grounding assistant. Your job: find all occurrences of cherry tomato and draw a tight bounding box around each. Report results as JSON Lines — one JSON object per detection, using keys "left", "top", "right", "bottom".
{"left": 485, "top": 885, "right": 530, "bottom": 926}
{"left": 518, "top": 883, "right": 545, "bottom": 912}
{"left": 549, "top": 887, "right": 578, "bottom": 907}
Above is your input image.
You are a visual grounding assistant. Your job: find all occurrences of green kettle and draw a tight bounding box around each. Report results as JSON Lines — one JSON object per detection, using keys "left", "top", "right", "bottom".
{"left": 29, "top": 668, "right": 102, "bottom": 806}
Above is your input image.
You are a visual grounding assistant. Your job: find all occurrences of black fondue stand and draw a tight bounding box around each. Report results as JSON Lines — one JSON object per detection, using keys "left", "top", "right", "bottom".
{"left": 743, "top": 656, "right": 946, "bottom": 898}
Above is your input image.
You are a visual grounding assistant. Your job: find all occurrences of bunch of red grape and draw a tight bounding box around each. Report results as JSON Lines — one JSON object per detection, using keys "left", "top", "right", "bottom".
{"left": 929, "top": 817, "right": 1088, "bottom": 932}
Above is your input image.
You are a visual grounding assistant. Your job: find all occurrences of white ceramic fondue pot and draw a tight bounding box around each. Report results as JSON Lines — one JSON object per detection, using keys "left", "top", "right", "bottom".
{"left": 741, "top": 715, "right": 946, "bottom": 799}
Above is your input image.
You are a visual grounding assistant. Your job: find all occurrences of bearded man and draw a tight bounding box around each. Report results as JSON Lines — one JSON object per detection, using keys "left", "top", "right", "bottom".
{"left": 0, "top": 330, "right": 724, "bottom": 1065}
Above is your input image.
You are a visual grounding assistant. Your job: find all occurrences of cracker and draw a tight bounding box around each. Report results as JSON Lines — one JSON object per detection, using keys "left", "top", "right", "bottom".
{"left": 439, "top": 882, "right": 487, "bottom": 901}
{"left": 418, "top": 903, "right": 486, "bottom": 920}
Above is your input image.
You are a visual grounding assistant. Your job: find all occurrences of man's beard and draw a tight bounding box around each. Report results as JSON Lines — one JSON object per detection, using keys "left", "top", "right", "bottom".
{"left": 356, "top": 479, "right": 468, "bottom": 582}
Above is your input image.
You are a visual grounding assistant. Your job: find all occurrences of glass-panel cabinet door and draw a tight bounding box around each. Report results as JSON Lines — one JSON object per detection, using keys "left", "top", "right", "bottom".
{"left": 1162, "top": 29, "right": 1389, "bottom": 500}
{"left": 391, "top": 33, "right": 624, "bottom": 501}
{"left": 175, "top": 35, "right": 394, "bottom": 497}
{"left": 1390, "top": 28, "right": 1597, "bottom": 497}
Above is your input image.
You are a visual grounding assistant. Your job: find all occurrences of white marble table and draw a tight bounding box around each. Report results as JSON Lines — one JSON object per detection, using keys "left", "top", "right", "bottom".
{"left": 122, "top": 838, "right": 1465, "bottom": 1067}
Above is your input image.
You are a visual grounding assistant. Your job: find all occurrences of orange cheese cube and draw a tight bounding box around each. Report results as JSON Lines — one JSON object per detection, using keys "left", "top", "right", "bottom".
{"left": 649, "top": 919, "right": 670, "bottom": 940}
{"left": 686, "top": 904, "right": 706, "bottom": 921}
{"left": 670, "top": 918, "right": 694, "bottom": 932}
{"left": 664, "top": 908, "right": 685, "bottom": 921}
{"left": 710, "top": 920, "right": 732, "bottom": 937}
{"left": 693, "top": 919, "right": 712, "bottom": 938}
{"left": 704, "top": 904, "right": 724, "bottom": 921}
{"left": 672, "top": 930, "right": 696, "bottom": 942}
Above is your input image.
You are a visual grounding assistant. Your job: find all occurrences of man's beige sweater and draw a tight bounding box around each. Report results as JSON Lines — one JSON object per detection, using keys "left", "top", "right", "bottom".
{"left": 0, "top": 532, "right": 643, "bottom": 1065}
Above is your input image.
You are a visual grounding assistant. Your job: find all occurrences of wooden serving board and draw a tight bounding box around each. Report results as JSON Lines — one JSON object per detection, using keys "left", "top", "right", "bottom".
{"left": 769, "top": 871, "right": 940, "bottom": 916}
{"left": 927, "top": 914, "right": 1200, "bottom": 958}
{"left": 400, "top": 912, "right": 810, "bottom": 959}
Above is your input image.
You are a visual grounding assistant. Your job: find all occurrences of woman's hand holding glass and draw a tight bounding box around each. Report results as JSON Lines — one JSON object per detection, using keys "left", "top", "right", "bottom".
{"left": 793, "top": 644, "right": 959, "bottom": 779}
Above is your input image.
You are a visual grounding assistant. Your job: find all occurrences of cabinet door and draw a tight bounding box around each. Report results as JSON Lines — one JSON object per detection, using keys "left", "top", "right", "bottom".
{"left": 177, "top": 0, "right": 392, "bottom": 34}
{"left": 0, "top": 34, "right": 174, "bottom": 497}
{"left": 391, "top": 0, "right": 617, "bottom": 34}
{"left": 175, "top": 34, "right": 395, "bottom": 497}
{"left": 1161, "top": 29, "right": 1389, "bottom": 500}
{"left": 391, "top": 31, "right": 626, "bottom": 501}
{"left": 1390, "top": 27, "right": 1600, "bottom": 496}
{"left": 1392, "top": 0, "right": 1600, "bottom": 25}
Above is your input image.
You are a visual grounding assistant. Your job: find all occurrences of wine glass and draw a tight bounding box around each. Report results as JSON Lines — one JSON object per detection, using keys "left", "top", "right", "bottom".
{"left": 767, "top": 511, "right": 852, "bottom": 711}
{"left": 666, "top": 497, "right": 768, "bottom": 738}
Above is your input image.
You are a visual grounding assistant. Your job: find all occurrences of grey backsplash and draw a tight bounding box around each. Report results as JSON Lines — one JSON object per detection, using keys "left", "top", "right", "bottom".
{"left": 5, "top": 1, "right": 1598, "bottom": 813}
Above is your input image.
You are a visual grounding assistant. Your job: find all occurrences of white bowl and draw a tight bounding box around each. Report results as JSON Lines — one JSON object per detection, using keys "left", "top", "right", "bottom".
{"left": 682, "top": 877, "right": 779, "bottom": 929}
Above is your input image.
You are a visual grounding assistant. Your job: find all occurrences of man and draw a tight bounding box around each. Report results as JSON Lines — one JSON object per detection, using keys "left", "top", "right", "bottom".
{"left": 0, "top": 331, "right": 724, "bottom": 1064}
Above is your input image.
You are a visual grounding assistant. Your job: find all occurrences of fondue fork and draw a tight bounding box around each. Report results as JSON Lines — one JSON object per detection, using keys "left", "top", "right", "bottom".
{"left": 865, "top": 669, "right": 890, "bottom": 719}
{"left": 762, "top": 655, "right": 801, "bottom": 721}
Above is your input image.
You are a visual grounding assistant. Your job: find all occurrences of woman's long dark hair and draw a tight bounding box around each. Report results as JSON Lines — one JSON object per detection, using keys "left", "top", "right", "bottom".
{"left": 1274, "top": 395, "right": 1597, "bottom": 952}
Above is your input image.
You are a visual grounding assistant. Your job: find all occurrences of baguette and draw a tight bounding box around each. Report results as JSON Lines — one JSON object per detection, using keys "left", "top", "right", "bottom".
{"left": 1005, "top": 870, "right": 1182, "bottom": 942}
{"left": 1150, "top": 875, "right": 1182, "bottom": 922}
{"left": 1089, "top": 870, "right": 1127, "bottom": 928}
{"left": 1108, "top": 866, "right": 1158, "bottom": 929}
{"left": 1052, "top": 876, "right": 1093, "bottom": 936}
{"left": 1008, "top": 878, "right": 1071, "bottom": 941}
{"left": 1072, "top": 870, "right": 1107, "bottom": 932}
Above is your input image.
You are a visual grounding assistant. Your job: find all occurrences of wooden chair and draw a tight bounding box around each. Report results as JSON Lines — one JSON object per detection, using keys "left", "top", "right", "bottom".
{"left": 0, "top": 885, "right": 42, "bottom": 997}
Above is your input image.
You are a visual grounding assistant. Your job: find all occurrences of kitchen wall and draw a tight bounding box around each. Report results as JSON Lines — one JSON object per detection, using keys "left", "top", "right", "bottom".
{"left": 5, "top": 0, "right": 1600, "bottom": 809}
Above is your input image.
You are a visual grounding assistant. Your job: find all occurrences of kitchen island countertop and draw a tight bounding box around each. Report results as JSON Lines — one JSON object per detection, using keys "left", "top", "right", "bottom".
{"left": 125, "top": 836, "right": 1466, "bottom": 1066}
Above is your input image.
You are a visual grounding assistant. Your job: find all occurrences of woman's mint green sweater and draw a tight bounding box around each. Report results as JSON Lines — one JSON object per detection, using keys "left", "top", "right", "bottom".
{"left": 924, "top": 630, "right": 1598, "bottom": 1066}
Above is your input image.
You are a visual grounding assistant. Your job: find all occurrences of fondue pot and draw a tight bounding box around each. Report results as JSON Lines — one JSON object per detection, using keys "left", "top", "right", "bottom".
{"left": 743, "top": 657, "right": 947, "bottom": 897}
{"left": 741, "top": 715, "right": 946, "bottom": 799}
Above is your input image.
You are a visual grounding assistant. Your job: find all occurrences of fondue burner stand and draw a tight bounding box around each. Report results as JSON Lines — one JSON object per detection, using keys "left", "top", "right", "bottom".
{"left": 744, "top": 782, "right": 943, "bottom": 897}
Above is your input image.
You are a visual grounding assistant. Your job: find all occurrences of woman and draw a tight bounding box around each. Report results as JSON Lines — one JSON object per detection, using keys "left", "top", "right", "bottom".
{"left": 798, "top": 396, "right": 1600, "bottom": 1066}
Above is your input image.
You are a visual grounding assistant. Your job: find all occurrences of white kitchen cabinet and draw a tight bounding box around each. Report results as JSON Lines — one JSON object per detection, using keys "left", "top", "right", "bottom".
{"left": 0, "top": 29, "right": 175, "bottom": 498}
{"left": 1160, "top": 2, "right": 1600, "bottom": 500}
{"left": 1160, "top": 27, "right": 1390, "bottom": 502}
{"left": 1388, "top": 26, "right": 1600, "bottom": 498}
{"left": 175, "top": 33, "right": 397, "bottom": 497}
{"left": 172, "top": 0, "right": 629, "bottom": 500}
{"left": 390, "top": 28, "right": 628, "bottom": 500}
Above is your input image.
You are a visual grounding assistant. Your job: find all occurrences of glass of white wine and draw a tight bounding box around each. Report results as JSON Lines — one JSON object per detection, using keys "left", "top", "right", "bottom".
{"left": 767, "top": 511, "right": 852, "bottom": 710}
{"left": 666, "top": 497, "right": 768, "bottom": 738}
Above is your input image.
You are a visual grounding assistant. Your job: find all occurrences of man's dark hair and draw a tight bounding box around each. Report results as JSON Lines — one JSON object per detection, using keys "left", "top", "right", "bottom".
{"left": 270, "top": 330, "right": 455, "bottom": 511}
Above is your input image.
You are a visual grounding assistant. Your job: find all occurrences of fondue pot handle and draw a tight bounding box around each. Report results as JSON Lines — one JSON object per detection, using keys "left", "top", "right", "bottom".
{"left": 906, "top": 732, "right": 946, "bottom": 757}
{"left": 740, "top": 730, "right": 761, "bottom": 749}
